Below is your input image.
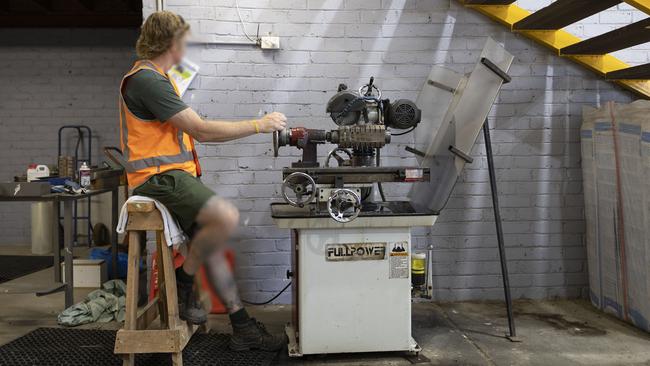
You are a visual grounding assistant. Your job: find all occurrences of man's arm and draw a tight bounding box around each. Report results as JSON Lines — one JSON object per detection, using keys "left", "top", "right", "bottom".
{"left": 167, "top": 108, "right": 287, "bottom": 143}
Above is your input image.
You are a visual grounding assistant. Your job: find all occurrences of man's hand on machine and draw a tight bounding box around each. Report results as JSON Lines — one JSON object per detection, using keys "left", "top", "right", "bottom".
{"left": 167, "top": 108, "right": 287, "bottom": 143}
{"left": 257, "top": 112, "right": 287, "bottom": 133}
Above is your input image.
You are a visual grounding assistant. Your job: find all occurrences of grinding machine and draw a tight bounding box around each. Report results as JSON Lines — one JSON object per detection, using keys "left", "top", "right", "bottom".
{"left": 271, "top": 38, "right": 514, "bottom": 357}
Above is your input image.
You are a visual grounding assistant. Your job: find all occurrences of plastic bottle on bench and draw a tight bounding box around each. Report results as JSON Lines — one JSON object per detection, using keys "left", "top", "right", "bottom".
{"left": 79, "top": 161, "right": 91, "bottom": 188}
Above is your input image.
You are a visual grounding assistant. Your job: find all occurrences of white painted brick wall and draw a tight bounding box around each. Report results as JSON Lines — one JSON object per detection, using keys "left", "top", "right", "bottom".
{"left": 0, "top": 29, "right": 137, "bottom": 245}
{"left": 3, "top": 1, "right": 647, "bottom": 303}
{"left": 146, "top": 0, "right": 645, "bottom": 303}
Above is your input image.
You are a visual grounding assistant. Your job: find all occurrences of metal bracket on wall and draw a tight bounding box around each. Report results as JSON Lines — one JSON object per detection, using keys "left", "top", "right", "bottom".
{"left": 480, "top": 57, "right": 512, "bottom": 84}
{"left": 405, "top": 146, "right": 426, "bottom": 157}
{"left": 427, "top": 79, "right": 457, "bottom": 93}
{"left": 448, "top": 145, "right": 474, "bottom": 164}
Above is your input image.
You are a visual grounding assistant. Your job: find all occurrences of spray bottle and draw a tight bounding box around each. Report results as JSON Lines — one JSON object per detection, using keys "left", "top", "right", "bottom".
{"left": 79, "top": 161, "right": 91, "bottom": 188}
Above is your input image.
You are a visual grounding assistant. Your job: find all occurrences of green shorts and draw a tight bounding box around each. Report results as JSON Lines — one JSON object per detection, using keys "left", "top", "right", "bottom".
{"left": 133, "top": 170, "right": 216, "bottom": 237}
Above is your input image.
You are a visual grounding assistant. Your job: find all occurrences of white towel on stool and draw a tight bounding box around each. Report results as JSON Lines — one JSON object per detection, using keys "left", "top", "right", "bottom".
{"left": 116, "top": 195, "right": 187, "bottom": 247}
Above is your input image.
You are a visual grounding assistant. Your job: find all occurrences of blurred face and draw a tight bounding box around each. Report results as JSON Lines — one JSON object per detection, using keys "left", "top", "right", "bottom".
{"left": 169, "top": 32, "right": 188, "bottom": 65}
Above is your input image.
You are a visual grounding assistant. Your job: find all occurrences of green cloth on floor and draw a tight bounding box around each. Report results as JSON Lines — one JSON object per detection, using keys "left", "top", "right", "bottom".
{"left": 57, "top": 280, "right": 127, "bottom": 327}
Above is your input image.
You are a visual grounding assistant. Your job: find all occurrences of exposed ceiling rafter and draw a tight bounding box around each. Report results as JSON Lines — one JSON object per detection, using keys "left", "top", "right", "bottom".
{"left": 0, "top": 0, "right": 142, "bottom": 28}
{"left": 30, "top": 0, "right": 54, "bottom": 11}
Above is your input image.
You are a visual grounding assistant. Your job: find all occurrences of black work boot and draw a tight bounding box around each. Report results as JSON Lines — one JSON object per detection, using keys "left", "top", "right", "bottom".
{"left": 229, "top": 318, "right": 287, "bottom": 352}
{"left": 176, "top": 280, "right": 207, "bottom": 325}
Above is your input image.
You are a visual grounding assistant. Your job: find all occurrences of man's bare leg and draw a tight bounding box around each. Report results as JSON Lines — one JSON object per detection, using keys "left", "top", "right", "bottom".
{"left": 182, "top": 196, "right": 239, "bottom": 275}
{"left": 206, "top": 249, "right": 243, "bottom": 313}
{"left": 205, "top": 249, "right": 287, "bottom": 352}
{"left": 176, "top": 196, "right": 239, "bottom": 324}
{"left": 175, "top": 196, "right": 286, "bottom": 350}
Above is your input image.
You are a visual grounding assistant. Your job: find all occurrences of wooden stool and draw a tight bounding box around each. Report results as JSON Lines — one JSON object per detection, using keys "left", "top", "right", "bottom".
{"left": 114, "top": 201, "right": 201, "bottom": 366}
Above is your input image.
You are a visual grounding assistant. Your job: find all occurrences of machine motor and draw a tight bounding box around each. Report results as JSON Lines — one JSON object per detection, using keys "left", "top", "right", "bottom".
{"left": 326, "top": 78, "right": 421, "bottom": 130}
{"left": 273, "top": 77, "right": 421, "bottom": 168}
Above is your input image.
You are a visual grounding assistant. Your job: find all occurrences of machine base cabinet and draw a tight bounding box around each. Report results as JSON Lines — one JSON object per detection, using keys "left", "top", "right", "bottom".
{"left": 279, "top": 218, "right": 435, "bottom": 357}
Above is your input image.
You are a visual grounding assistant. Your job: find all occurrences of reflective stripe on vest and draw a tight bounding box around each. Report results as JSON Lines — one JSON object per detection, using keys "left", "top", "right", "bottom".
{"left": 119, "top": 60, "right": 198, "bottom": 184}
{"left": 119, "top": 104, "right": 192, "bottom": 172}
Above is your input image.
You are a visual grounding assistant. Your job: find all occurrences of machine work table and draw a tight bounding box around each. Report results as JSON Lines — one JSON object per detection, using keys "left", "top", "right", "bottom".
{"left": 0, "top": 187, "right": 120, "bottom": 309}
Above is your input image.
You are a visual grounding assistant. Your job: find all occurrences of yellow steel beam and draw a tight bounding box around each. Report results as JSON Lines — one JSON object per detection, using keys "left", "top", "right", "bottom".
{"left": 521, "top": 30, "right": 580, "bottom": 53}
{"left": 624, "top": 0, "right": 650, "bottom": 14}
{"left": 460, "top": 1, "right": 650, "bottom": 99}
{"left": 463, "top": 4, "right": 528, "bottom": 28}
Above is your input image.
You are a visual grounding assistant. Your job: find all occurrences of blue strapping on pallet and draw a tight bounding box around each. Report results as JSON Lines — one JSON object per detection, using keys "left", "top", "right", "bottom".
{"left": 581, "top": 129, "right": 593, "bottom": 138}
{"left": 629, "top": 308, "right": 650, "bottom": 332}
{"left": 618, "top": 123, "right": 641, "bottom": 135}
{"left": 603, "top": 297, "right": 623, "bottom": 318}
{"left": 642, "top": 132, "right": 650, "bottom": 142}
{"left": 595, "top": 122, "right": 612, "bottom": 131}
{"left": 589, "top": 290, "right": 600, "bottom": 308}
{"left": 594, "top": 293, "right": 649, "bottom": 331}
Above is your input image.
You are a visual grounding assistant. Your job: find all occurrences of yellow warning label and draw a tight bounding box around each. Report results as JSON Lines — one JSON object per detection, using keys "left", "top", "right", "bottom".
{"left": 389, "top": 241, "right": 409, "bottom": 279}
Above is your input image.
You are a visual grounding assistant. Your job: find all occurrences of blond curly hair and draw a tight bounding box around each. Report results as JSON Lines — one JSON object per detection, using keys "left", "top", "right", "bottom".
{"left": 136, "top": 11, "right": 190, "bottom": 60}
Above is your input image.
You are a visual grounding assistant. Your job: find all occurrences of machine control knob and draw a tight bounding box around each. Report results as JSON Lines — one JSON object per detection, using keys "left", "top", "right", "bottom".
{"left": 327, "top": 188, "right": 362, "bottom": 223}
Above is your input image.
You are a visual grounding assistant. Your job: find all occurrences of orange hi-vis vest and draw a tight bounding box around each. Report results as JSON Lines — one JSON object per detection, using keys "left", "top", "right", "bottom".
{"left": 118, "top": 60, "right": 202, "bottom": 188}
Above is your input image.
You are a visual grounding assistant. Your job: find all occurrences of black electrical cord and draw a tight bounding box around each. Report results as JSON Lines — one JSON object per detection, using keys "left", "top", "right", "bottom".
{"left": 242, "top": 281, "right": 292, "bottom": 306}
{"left": 391, "top": 127, "right": 416, "bottom": 136}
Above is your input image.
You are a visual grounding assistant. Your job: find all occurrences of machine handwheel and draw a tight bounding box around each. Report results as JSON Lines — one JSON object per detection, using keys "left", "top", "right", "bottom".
{"left": 358, "top": 84, "right": 382, "bottom": 99}
{"left": 325, "top": 148, "right": 352, "bottom": 167}
{"left": 282, "top": 172, "right": 317, "bottom": 208}
{"left": 327, "top": 188, "right": 362, "bottom": 223}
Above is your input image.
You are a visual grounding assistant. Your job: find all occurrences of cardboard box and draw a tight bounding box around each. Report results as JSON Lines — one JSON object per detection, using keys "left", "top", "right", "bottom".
{"left": 62, "top": 259, "right": 107, "bottom": 288}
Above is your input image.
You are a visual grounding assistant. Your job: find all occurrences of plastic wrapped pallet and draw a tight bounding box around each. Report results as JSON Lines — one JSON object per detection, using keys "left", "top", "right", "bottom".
{"left": 619, "top": 103, "right": 648, "bottom": 330}
{"left": 589, "top": 104, "right": 620, "bottom": 318}
{"left": 642, "top": 115, "right": 650, "bottom": 331}
{"left": 582, "top": 101, "right": 650, "bottom": 332}
{"left": 580, "top": 111, "right": 599, "bottom": 309}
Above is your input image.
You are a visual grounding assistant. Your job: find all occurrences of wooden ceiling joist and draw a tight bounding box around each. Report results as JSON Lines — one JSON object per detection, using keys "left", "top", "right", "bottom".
{"left": 608, "top": 63, "right": 650, "bottom": 80}
{"left": 561, "top": 18, "right": 650, "bottom": 55}
{"left": 76, "top": 0, "right": 95, "bottom": 11}
{"left": 0, "top": 0, "right": 142, "bottom": 28}
{"left": 458, "top": 0, "right": 650, "bottom": 98}
{"left": 31, "top": 0, "right": 54, "bottom": 11}
{"left": 513, "top": 0, "right": 622, "bottom": 30}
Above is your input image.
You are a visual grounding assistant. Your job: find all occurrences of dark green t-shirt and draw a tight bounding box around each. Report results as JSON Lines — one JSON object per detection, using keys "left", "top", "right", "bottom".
{"left": 122, "top": 69, "right": 188, "bottom": 121}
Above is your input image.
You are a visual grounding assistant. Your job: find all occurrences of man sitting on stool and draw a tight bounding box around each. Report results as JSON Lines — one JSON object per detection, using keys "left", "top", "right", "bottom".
{"left": 118, "top": 11, "right": 287, "bottom": 351}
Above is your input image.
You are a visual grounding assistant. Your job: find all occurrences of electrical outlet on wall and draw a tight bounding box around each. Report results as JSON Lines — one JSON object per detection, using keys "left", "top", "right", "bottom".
{"left": 260, "top": 36, "right": 280, "bottom": 50}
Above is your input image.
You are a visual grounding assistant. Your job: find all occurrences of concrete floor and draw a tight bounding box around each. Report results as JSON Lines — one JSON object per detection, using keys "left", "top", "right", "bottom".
{"left": 1, "top": 251, "right": 650, "bottom": 365}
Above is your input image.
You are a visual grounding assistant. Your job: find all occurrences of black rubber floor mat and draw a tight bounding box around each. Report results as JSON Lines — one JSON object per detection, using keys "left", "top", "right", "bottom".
{"left": 0, "top": 328, "right": 279, "bottom": 366}
{"left": 0, "top": 255, "right": 55, "bottom": 284}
